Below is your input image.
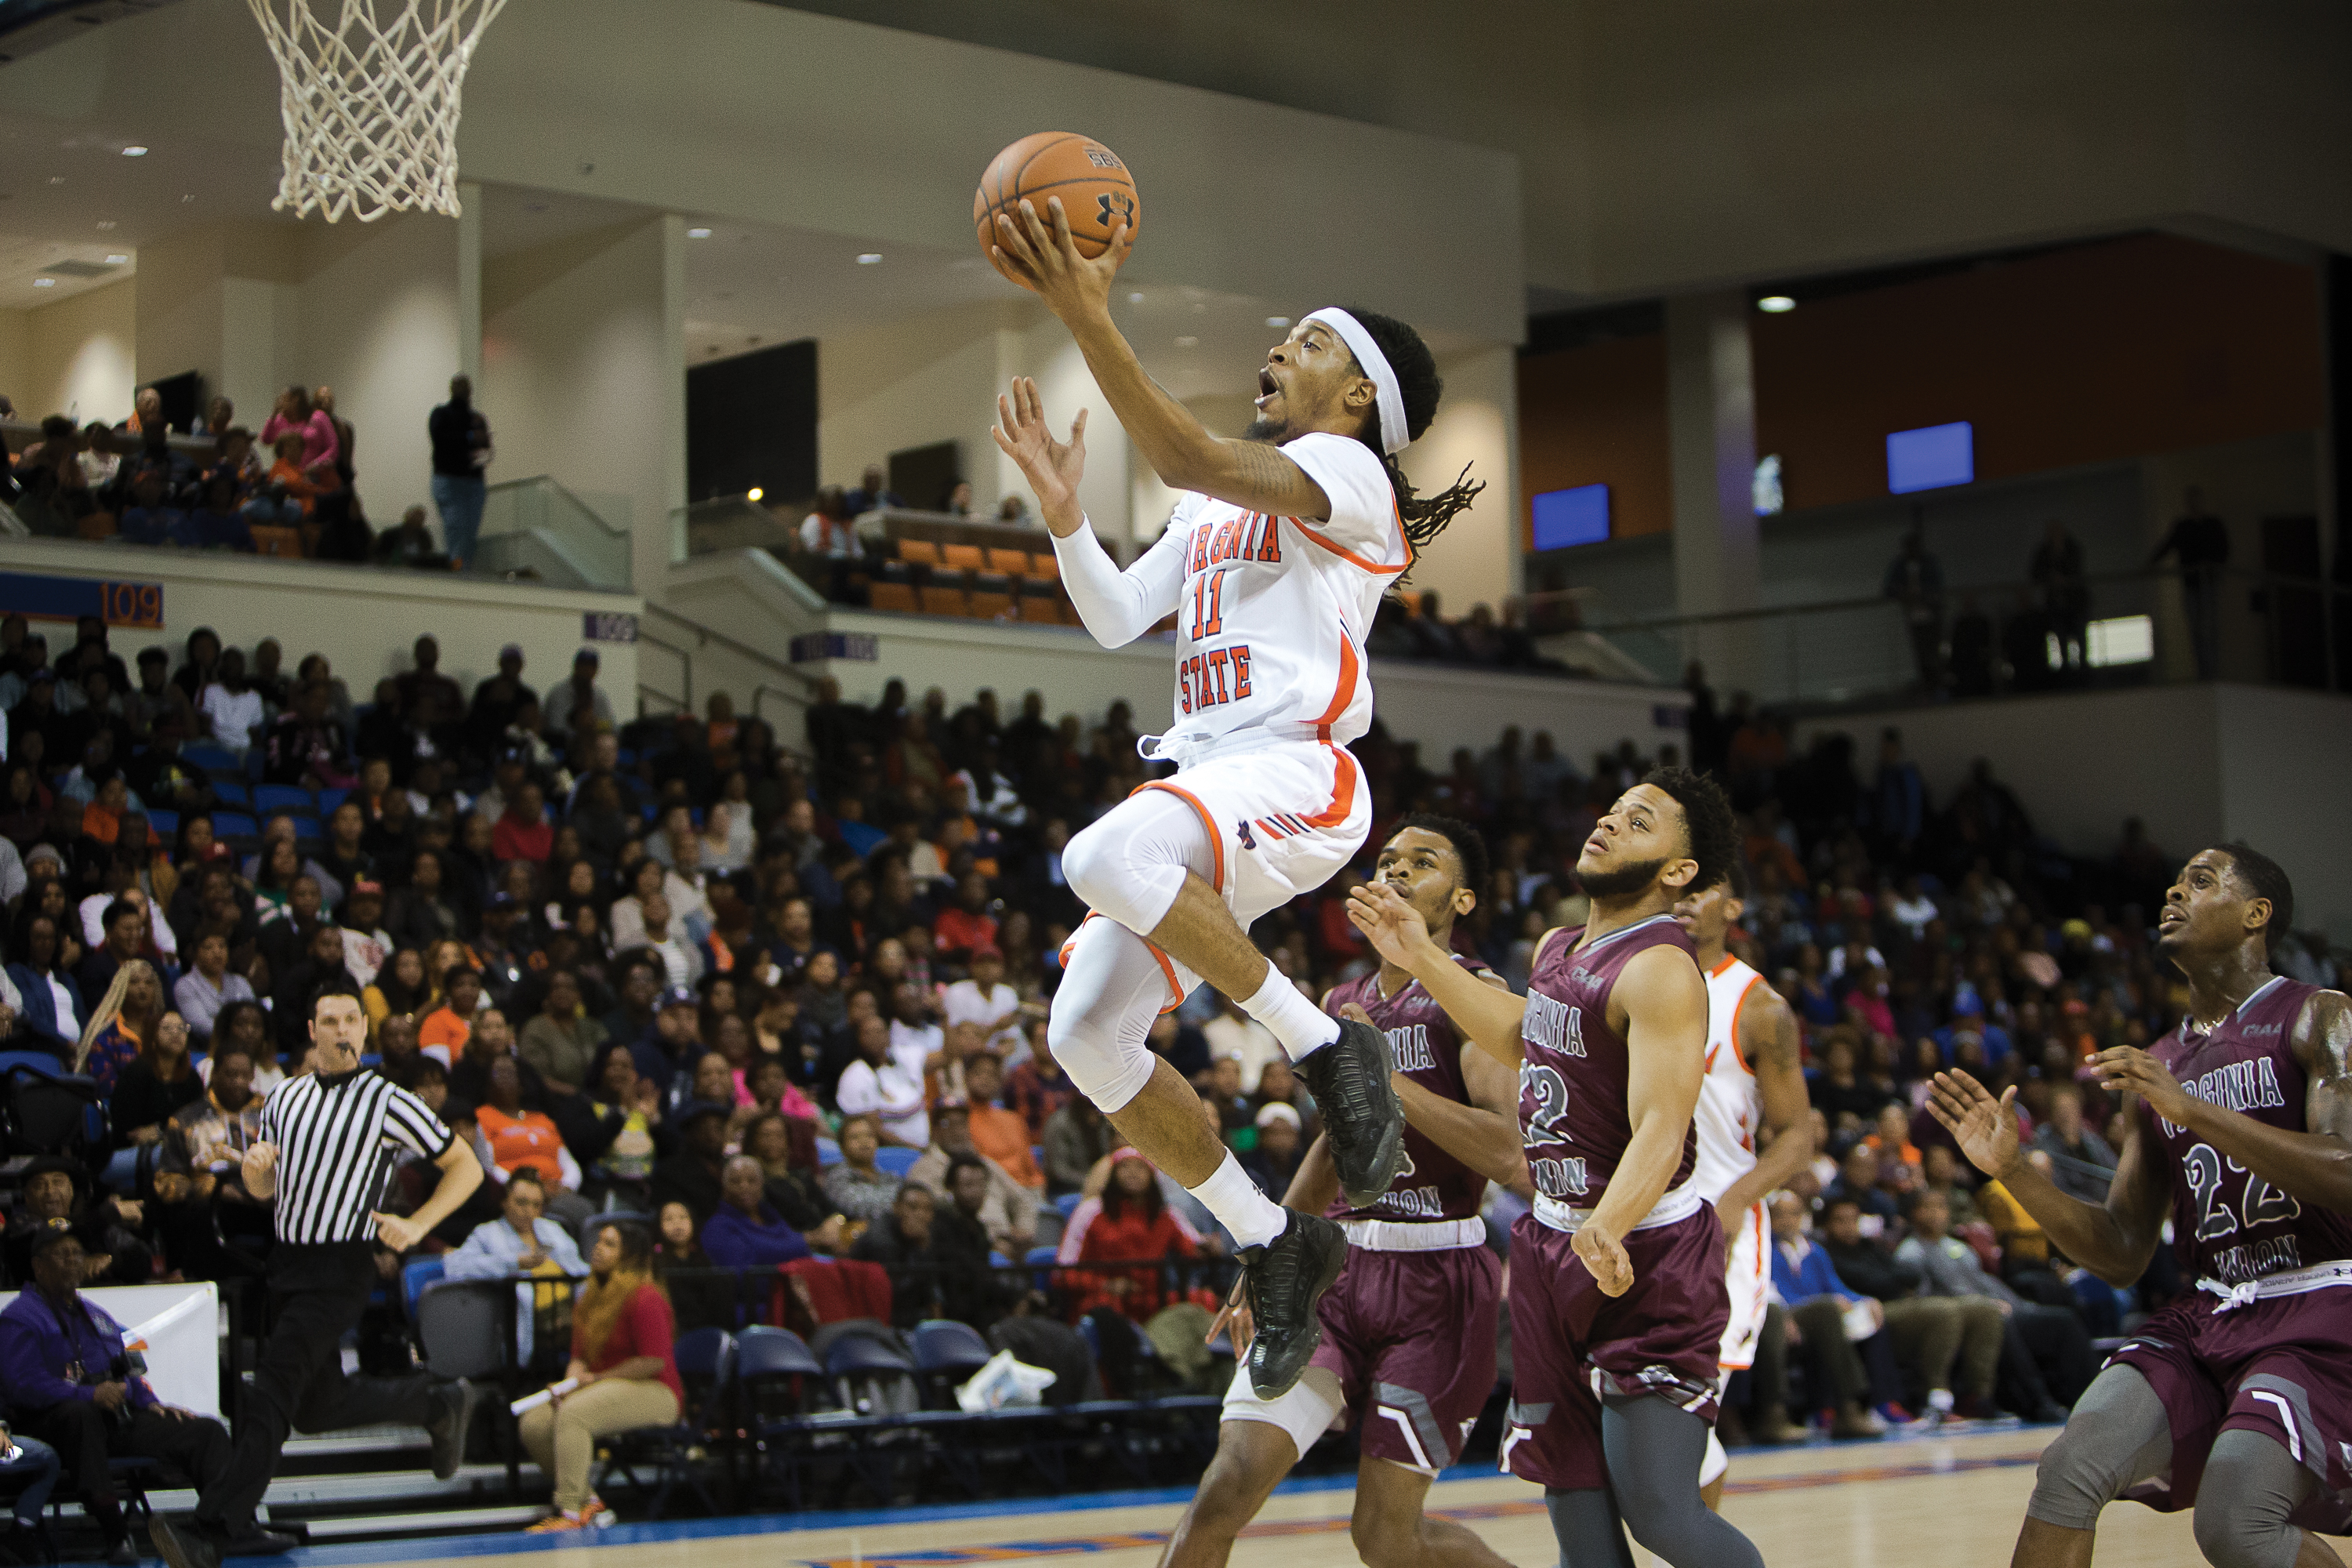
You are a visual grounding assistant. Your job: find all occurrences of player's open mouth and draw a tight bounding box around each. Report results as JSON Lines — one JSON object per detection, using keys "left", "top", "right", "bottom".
{"left": 1584, "top": 833, "right": 1607, "bottom": 855}
{"left": 1256, "top": 368, "right": 1279, "bottom": 405}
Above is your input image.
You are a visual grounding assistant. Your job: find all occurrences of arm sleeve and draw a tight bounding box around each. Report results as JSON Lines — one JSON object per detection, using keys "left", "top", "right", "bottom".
{"left": 1280, "top": 433, "right": 1399, "bottom": 560}
{"left": 383, "top": 1084, "right": 454, "bottom": 1158}
{"left": 0, "top": 1316, "right": 89, "bottom": 1406}
{"left": 1051, "top": 512, "right": 1191, "bottom": 648}
{"left": 439, "top": 1225, "right": 505, "bottom": 1279}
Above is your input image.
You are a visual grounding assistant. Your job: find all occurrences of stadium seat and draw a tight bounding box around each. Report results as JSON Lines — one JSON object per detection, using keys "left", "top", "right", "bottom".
{"left": 287, "top": 817, "right": 323, "bottom": 843}
{"left": 941, "top": 543, "right": 987, "bottom": 574}
{"left": 316, "top": 787, "right": 350, "bottom": 815}
{"left": 919, "top": 585, "right": 971, "bottom": 617}
{"left": 1018, "top": 597, "right": 1062, "bottom": 625}
{"left": 969, "top": 591, "right": 1014, "bottom": 622}
{"left": 815, "top": 1136, "right": 840, "bottom": 1166}
{"left": 254, "top": 784, "right": 314, "bottom": 815}
{"left": 986, "top": 547, "right": 1033, "bottom": 577}
{"left": 869, "top": 582, "right": 919, "bottom": 614}
{"left": 401, "top": 1257, "right": 446, "bottom": 1316}
{"left": 250, "top": 525, "right": 301, "bottom": 558}
{"left": 414, "top": 1280, "right": 511, "bottom": 1381}
{"left": 1054, "top": 1192, "right": 1083, "bottom": 1218}
{"left": 603, "top": 1327, "right": 736, "bottom": 1519}
{"left": 145, "top": 809, "right": 178, "bottom": 838}
{"left": 182, "top": 744, "right": 239, "bottom": 775}
{"left": 207, "top": 781, "right": 250, "bottom": 808}
{"left": 898, "top": 539, "right": 942, "bottom": 568}
{"left": 875, "top": 1146, "right": 922, "bottom": 1178}
{"left": 210, "top": 812, "right": 259, "bottom": 840}
{"left": 1027, "top": 552, "right": 1060, "bottom": 582}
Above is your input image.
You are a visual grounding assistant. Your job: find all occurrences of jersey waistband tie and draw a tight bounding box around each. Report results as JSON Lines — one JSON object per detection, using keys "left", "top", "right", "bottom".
{"left": 2198, "top": 1258, "right": 2352, "bottom": 1314}
{"left": 1533, "top": 1182, "right": 1703, "bottom": 1236}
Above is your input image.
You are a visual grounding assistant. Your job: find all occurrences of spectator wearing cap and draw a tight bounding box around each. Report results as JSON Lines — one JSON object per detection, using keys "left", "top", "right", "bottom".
{"left": 1241, "top": 1102, "right": 1304, "bottom": 1198}
{"left": 470, "top": 892, "right": 534, "bottom": 1008}
{"left": 906, "top": 1102, "right": 1036, "bottom": 1254}
{"left": 959, "top": 1052, "right": 1042, "bottom": 1190}
{"left": 700, "top": 1155, "right": 844, "bottom": 1268}
{"left": 545, "top": 649, "right": 613, "bottom": 740}
{"left": 942, "top": 943, "right": 1025, "bottom": 1059}
{"left": 0, "top": 1220, "right": 241, "bottom": 1565}
{"left": 2, "top": 1156, "right": 151, "bottom": 1290}
{"left": 648, "top": 1100, "right": 733, "bottom": 1220}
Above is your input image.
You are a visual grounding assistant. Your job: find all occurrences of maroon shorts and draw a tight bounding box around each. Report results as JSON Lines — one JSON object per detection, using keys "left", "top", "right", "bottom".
{"left": 1501, "top": 1206, "right": 1729, "bottom": 1490}
{"left": 2111, "top": 1283, "right": 2352, "bottom": 1533}
{"left": 1309, "top": 1243, "right": 1502, "bottom": 1471}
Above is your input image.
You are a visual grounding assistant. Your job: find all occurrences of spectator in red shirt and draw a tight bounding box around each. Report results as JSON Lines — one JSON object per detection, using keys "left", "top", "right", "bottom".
{"left": 492, "top": 782, "right": 552, "bottom": 863}
{"left": 1071, "top": 1149, "right": 1198, "bottom": 1322}
{"left": 931, "top": 871, "right": 998, "bottom": 963}
{"left": 518, "top": 1219, "right": 681, "bottom": 1533}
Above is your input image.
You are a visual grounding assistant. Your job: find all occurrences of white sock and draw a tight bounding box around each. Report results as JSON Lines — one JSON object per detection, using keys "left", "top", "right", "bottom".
{"left": 1186, "top": 1152, "right": 1289, "bottom": 1250}
{"left": 1240, "top": 964, "right": 1341, "bottom": 1060}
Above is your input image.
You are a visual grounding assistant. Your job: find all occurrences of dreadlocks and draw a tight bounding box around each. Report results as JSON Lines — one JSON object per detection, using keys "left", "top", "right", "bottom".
{"left": 1338, "top": 306, "right": 1485, "bottom": 550}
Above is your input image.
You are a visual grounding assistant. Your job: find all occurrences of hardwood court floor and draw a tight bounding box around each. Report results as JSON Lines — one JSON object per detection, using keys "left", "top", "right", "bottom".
{"left": 297, "top": 1425, "right": 2205, "bottom": 1568}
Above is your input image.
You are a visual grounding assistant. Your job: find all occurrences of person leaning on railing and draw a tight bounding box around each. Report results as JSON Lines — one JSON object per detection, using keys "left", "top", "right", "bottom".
{"left": 518, "top": 1218, "right": 680, "bottom": 1534}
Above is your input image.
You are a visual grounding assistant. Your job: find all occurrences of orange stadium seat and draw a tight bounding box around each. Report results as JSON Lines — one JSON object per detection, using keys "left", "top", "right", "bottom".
{"left": 1019, "top": 598, "right": 1061, "bottom": 626}
{"left": 920, "top": 585, "right": 971, "bottom": 616}
{"left": 987, "top": 548, "right": 1033, "bottom": 578}
{"left": 1026, "top": 552, "right": 1060, "bottom": 582}
{"left": 868, "top": 582, "right": 919, "bottom": 614}
{"left": 941, "top": 543, "right": 987, "bottom": 573}
{"left": 898, "top": 539, "right": 942, "bottom": 568}
{"left": 969, "top": 591, "right": 1014, "bottom": 622}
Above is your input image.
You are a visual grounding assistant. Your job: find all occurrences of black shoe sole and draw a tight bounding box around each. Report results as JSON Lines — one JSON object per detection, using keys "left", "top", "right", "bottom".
{"left": 427, "top": 1378, "right": 477, "bottom": 1481}
{"left": 1244, "top": 1214, "right": 1349, "bottom": 1399}
{"left": 1322, "top": 1019, "right": 1407, "bottom": 1208}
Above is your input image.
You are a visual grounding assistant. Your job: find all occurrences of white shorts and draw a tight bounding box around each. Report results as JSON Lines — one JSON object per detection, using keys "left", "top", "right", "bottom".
{"left": 1220, "top": 1363, "right": 1347, "bottom": 1460}
{"left": 1718, "top": 1200, "right": 1768, "bottom": 1372}
{"left": 1143, "top": 737, "right": 1370, "bottom": 998}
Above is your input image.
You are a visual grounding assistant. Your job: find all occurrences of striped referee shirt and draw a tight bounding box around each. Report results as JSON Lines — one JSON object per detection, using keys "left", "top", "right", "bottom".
{"left": 262, "top": 1066, "right": 453, "bottom": 1244}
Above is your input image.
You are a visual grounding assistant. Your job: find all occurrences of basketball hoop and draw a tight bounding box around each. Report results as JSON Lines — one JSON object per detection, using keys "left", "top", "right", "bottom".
{"left": 246, "top": 0, "right": 509, "bottom": 223}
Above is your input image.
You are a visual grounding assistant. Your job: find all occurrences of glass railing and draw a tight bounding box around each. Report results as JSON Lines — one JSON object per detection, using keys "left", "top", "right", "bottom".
{"left": 477, "top": 476, "right": 633, "bottom": 591}
{"left": 1556, "top": 565, "right": 2348, "bottom": 710}
{"left": 673, "top": 492, "right": 804, "bottom": 563}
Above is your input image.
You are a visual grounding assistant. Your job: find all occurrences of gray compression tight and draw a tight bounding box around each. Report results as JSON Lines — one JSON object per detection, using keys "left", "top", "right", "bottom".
{"left": 1543, "top": 1396, "right": 1766, "bottom": 1568}
{"left": 2031, "top": 1363, "right": 2315, "bottom": 1568}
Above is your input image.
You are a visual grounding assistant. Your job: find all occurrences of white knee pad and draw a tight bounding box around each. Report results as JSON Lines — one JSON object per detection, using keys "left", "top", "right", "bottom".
{"left": 1061, "top": 789, "right": 1214, "bottom": 935}
{"left": 1047, "top": 916, "right": 1169, "bottom": 1114}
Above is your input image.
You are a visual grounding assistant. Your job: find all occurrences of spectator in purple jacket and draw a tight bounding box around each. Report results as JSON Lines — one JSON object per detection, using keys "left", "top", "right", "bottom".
{"left": 697, "top": 1156, "right": 841, "bottom": 1267}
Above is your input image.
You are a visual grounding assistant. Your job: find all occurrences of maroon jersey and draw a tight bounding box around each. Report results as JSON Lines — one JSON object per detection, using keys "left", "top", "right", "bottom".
{"left": 1324, "top": 955, "right": 1492, "bottom": 1224}
{"left": 2144, "top": 975, "right": 2352, "bottom": 1286}
{"left": 1519, "top": 913, "right": 1699, "bottom": 1207}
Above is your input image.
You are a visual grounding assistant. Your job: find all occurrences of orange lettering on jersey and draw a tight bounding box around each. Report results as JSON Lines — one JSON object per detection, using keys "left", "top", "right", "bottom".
{"left": 1259, "top": 518, "right": 1284, "bottom": 562}
{"left": 1232, "top": 644, "right": 1251, "bottom": 698}
{"left": 1205, "top": 648, "right": 1231, "bottom": 703}
{"left": 1189, "top": 526, "right": 1210, "bottom": 574}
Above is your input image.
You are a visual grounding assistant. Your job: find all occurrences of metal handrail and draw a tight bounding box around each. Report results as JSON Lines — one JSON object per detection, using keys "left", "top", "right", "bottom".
{"left": 485, "top": 474, "right": 631, "bottom": 542}
{"left": 637, "top": 626, "right": 692, "bottom": 717}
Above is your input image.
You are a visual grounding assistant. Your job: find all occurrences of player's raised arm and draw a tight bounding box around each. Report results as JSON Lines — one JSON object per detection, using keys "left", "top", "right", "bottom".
{"left": 2098, "top": 988, "right": 2352, "bottom": 1213}
{"left": 1926, "top": 1069, "right": 2168, "bottom": 1286}
{"left": 1346, "top": 881, "right": 1530, "bottom": 1065}
{"left": 992, "top": 197, "right": 1336, "bottom": 521}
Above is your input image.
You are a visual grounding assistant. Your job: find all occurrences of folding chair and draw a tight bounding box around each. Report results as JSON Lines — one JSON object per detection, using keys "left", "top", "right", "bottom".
{"left": 601, "top": 1327, "right": 735, "bottom": 1519}
{"left": 734, "top": 1326, "right": 829, "bottom": 1510}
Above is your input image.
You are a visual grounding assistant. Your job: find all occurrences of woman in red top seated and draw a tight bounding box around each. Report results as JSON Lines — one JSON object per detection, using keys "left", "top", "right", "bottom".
{"left": 521, "top": 1219, "right": 681, "bottom": 1532}
{"left": 492, "top": 782, "right": 554, "bottom": 864}
{"left": 1071, "top": 1148, "right": 1197, "bottom": 1323}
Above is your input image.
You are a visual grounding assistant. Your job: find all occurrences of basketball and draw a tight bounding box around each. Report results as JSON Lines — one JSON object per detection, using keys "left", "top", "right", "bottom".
{"left": 973, "top": 131, "right": 1140, "bottom": 288}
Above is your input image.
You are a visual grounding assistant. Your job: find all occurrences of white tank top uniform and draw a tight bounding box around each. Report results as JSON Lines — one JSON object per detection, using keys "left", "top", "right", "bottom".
{"left": 1695, "top": 953, "right": 1770, "bottom": 1490}
{"left": 1051, "top": 430, "right": 1399, "bottom": 1003}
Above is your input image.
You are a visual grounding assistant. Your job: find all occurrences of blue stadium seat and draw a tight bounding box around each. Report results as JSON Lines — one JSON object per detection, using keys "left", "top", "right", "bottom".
{"left": 815, "top": 1136, "right": 841, "bottom": 1166}
{"left": 401, "top": 1256, "right": 445, "bottom": 1316}
{"left": 145, "top": 809, "right": 179, "bottom": 838}
{"left": 317, "top": 787, "right": 350, "bottom": 815}
{"left": 254, "top": 784, "right": 314, "bottom": 815}
{"left": 1054, "top": 1192, "right": 1083, "bottom": 1218}
{"left": 181, "top": 743, "right": 238, "bottom": 775}
{"left": 211, "top": 812, "right": 259, "bottom": 840}
{"left": 209, "top": 781, "right": 250, "bottom": 808}
{"left": 875, "top": 1146, "right": 921, "bottom": 1178}
{"left": 288, "top": 817, "right": 322, "bottom": 842}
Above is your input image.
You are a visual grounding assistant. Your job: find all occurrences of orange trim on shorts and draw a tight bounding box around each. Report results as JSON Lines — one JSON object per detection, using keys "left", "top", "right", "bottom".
{"left": 1136, "top": 779, "right": 1225, "bottom": 894}
{"left": 1065, "top": 911, "right": 1187, "bottom": 1016}
{"left": 1298, "top": 744, "right": 1360, "bottom": 829}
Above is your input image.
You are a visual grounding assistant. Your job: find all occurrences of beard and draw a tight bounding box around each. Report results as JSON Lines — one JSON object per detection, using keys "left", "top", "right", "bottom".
{"left": 1241, "top": 416, "right": 1287, "bottom": 444}
{"left": 1577, "top": 855, "right": 1669, "bottom": 901}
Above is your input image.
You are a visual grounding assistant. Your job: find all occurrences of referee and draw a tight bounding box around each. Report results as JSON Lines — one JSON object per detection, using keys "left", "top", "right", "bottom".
{"left": 151, "top": 988, "right": 483, "bottom": 1568}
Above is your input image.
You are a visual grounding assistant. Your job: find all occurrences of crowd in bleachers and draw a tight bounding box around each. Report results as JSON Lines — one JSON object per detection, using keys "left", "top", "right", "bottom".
{"left": 2, "top": 599, "right": 2347, "bottom": 1537}
{"left": 4, "top": 379, "right": 485, "bottom": 572}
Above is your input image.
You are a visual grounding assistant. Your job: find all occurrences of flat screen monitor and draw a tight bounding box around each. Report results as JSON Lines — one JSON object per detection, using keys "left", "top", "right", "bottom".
{"left": 1531, "top": 483, "right": 1610, "bottom": 550}
{"left": 1886, "top": 421, "right": 1973, "bottom": 494}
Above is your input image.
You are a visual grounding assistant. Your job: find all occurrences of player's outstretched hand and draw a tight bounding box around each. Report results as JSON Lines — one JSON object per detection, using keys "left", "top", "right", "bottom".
{"left": 2092, "top": 1045, "right": 2192, "bottom": 1123}
{"left": 993, "top": 196, "right": 1131, "bottom": 324}
{"left": 1925, "top": 1071, "right": 2020, "bottom": 1180}
{"left": 1571, "top": 1222, "right": 1633, "bottom": 1297}
{"left": 991, "top": 376, "right": 1087, "bottom": 537}
{"left": 1348, "top": 881, "right": 1436, "bottom": 971}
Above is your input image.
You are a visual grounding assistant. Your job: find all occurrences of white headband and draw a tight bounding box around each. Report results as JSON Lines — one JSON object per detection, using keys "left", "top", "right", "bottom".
{"left": 1301, "top": 307, "right": 1409, "bottom": 456}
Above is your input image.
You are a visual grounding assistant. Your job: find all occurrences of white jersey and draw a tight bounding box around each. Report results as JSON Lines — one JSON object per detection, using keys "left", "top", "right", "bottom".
{"left": 1691, "top": 954, "right": 1767, "bottom": 1204}
{"left": 1054, "top": 432, "right": 1407, "bottom": 754}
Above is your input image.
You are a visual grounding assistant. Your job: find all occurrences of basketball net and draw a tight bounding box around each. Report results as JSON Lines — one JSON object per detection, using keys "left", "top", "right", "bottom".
{"left": 246, "top": 0, "right": 508, "bottom": 223}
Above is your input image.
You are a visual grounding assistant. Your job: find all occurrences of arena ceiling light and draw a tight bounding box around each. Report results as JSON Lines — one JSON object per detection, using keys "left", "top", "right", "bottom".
{"left": 687, "top": 226, "right": 712, "bottom": 238}
{"left": 1265, "top": 316, "right": 1290, "bottom": 328}
{"left": 103, "top": 254, "right": 128, "bottom": 264}
{"left": 32, "top": 278, "right": 56, "bottom": 287}
{"left": 1757, "top": 295, "right": 1795, "bottom": 313}
{"left": 122, "top": 145, "right": 149, "bottom": 157}
{"left": 857, "top": 252, "right": 883, "bottom": 264}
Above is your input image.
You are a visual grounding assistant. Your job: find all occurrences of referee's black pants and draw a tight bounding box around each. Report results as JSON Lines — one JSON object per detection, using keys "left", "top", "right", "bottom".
{"left": 197, "top": 1242, "right": 437, "bottom": 1532}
